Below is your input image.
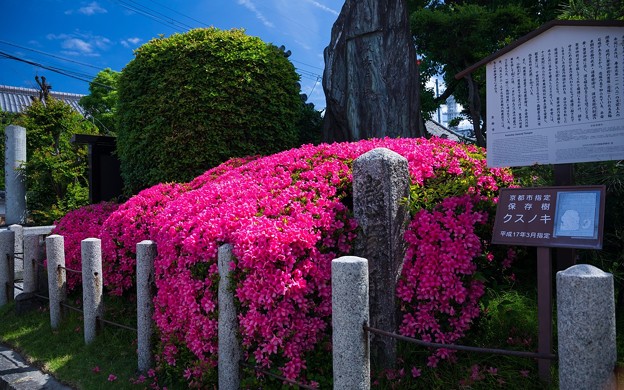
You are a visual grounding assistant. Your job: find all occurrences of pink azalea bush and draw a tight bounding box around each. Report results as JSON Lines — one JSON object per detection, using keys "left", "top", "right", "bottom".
{"left": 50, "top": 137, "right": 515, "bottom": 387}
{"left": 50, "top": 202, "right": 120, "bottom": 291}
{"left": 100, "top": 183, "right": 188, "bottom": 296}
{"left": 146, "top": 137, "right": 514, "bottom": 385}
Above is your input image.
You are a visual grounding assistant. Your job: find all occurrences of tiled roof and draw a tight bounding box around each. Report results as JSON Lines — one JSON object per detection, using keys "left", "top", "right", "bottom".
{"left": 0, "top": 85, "right": 86, "bottom": 115}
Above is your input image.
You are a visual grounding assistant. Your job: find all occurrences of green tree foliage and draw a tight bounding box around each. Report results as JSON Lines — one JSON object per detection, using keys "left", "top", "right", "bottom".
{"left": 409, "top": 1, "right": 559, "bottom": 145}
{"left": 116, "top": 28, "right": 302, "bottom": 194}
{"left": 15, "top": 98, "right": 99, "bottom": 224}
{"left": 79, "top": 68, "right": 120, "bottom": 136}
{"left": 558, "top": 0, "right": 624, "bottom": 20}
{"left": 297, "top": 94, "right": 323, "bottom": 145}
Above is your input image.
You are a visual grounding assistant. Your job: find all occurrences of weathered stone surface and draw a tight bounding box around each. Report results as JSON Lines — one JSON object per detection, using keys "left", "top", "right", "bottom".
{"left": 557, "top": 264, "right": 617, "bottom": 390}
{"left": 352, "top": 148, "right": 410, "bottom": 370}
{"left": 218, "top": 244, "right": 241, "bottom": 390}
{"left": 81, "top": 238, "right": 103, "bottom": 344}
{"left": 0, "top": 230, "right": 15, "bottom": 307}
{"left": 332, "top": 256, "right": 370, "bottom": 389}
{"left": 137, "top": 240, "right": 156, "bottom": 373}
{"left": 45, "top": 234, "right": 65, "bottom": 329}
{"left": 4, "top": 125, "right": 27, "bottom": 225}
{"left": 322, "top": 0, "right": 423, "bottom": 142}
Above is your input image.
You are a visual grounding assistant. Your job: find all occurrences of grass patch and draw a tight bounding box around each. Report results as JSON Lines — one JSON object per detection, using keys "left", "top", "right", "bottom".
{"left": 0, "top": 295, "right": 147, "bottom": 389}
{"left": 2, "top": 285, "right": 623, "bottom": 388}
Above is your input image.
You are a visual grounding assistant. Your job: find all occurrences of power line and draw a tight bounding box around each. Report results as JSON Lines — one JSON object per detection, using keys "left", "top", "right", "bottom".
{"left": 0, "top": 50, "right": 113, "bottom": 90}
{"left": 109, "top": 0, "right": 194, "bottom": 31}
{"left": 0, "top": 40, "right": 105, "bottom": 71}
{"left": 146, "top": 0, "right": 210, "bottom": 28}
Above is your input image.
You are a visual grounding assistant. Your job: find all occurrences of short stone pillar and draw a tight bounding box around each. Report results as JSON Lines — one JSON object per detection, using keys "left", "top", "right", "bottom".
{"left": 9, "top": 224, "right": 24, "bottom": 281}
{"left": 4, "top": 125, "right": 27, "bottom": 225}
{"left": 137, "top": 240, "right": 156, "bottom": 373}
{"left": 332, "top": 256, "right": 370, "bottom": 390}
{"left": 81, "top": 238, "right": 103, "bottom": 344}
{"left": 22, "top": 235, "right": 42, "bottom": 293}
{"left": 352, "top": 148, "right": 410, "bottom": 369}
{"left": 0, "top": 230, "right": 15, "bottom": 306}
{"left": 45, "top": 235, "right": 66, "bottom": 329}
{"left": 218, "top": 244, "right": 241, "bottom": 390}
{"left": 557, "top": 264, "right": 616, "bottom": 390}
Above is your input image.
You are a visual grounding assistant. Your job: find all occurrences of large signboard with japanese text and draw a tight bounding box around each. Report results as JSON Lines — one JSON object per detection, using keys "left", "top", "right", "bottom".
{"left": 486, "top": 25, "right": 624, "bottom": 167}
{"left": 492, "top": 186, "right": 605, "bottom": 249}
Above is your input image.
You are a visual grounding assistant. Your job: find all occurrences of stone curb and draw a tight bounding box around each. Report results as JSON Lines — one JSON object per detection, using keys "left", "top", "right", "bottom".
{"left": 0, "top": 344, "right": 73, "bottom": 390}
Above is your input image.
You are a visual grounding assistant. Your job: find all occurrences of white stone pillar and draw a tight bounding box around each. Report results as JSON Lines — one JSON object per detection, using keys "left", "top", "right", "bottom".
{"left": 81, "top": 238, "right": 103, "bottom": 344}
{"left": 557, "top": 264, "right": 616, "bottom": 390}
{"left": 137, "top": 240, "right": 156, "bottom": 373}
{"left": 4, "top": 125, "right": 27, "bottom": 225}
{"left": 45, "top": 234, "right": 66, "bottom": 329}
{"left": 22, "top": 235, "right": 41, "bottom": 293}
{"left": 332, "top": 256, "right": 370, "bottom": 390}
{"left": 218, "top": 244, "right": 241, "bottom": 390}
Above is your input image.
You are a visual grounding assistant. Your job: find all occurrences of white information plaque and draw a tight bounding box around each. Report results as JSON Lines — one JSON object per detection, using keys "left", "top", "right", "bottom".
{"left": 486, "top": 25, "right": 624, "bottom": 167}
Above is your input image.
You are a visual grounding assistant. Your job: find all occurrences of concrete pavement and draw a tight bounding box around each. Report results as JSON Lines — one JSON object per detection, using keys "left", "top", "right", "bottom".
{"left": 0, "top": 343, "right": 73, "bottom": 390}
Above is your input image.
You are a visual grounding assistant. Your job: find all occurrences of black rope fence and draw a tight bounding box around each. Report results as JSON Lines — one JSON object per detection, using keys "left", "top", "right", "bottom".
{"left": 240, "top": 361, "right": 317, "bottom": 390}
{"left": 57, "top": 265, "right": 81, "bottom": 274}
{"left": 11, "top": 261, "right": 138, "bottom": 333}
{"left": 364, "top": 325, "right": 557, "bottom": 360}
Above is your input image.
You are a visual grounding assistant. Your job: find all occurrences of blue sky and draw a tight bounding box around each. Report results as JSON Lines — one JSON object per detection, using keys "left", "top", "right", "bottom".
{"left": 0, "top": 0, "right": 345, "bottom": 109}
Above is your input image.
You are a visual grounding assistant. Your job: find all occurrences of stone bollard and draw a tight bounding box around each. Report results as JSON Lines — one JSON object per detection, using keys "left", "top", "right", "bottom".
{"left": 46, "top": 235, "right": 66, "bottom": 329}
{"left": 352, "top": 148, "right": 410, "bottom": 369}
{"left": 137, "top": 240, "right": 156, "bottom": 373}
{"left": 81, "top": 238, "right": 103, "bottom": 344}
{"left": 4, "top": 125, "right": 27, "bottom": 225}
{"left": 8, "top": 225, "right": 23, "bottom": 281}
{"left": 557, "top": 264, "right": 616, "bottom": 390}
{"left": 332, "top": 256, "right": 370, "bottom": 390}
{"left": 22, "top": 235, "right": 41, "bottom": 293}
{"left": 0, "top": 230, "right": 15, "bottom": 306}
{"left": 218, "top": 244, "right": 241, "bottom": 390}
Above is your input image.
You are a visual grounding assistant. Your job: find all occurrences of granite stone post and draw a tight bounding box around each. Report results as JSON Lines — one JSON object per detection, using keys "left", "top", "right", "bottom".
{"left": 22, "top": 235, "right": 42, "bottom": 293}
{"left": 218, "top": 244, "right": 241, "bottom": 390}
{"left": 352, "top": 148, "right": 410, "bottom": 369}
{"left": 332, "top": 256, "right": 370, "bottom": 390}
{"left": 81, "top": 238, "right": 103, "bottom": 344}
{"left": 4, "top": 125, "right": 27, "bottom": 225}
{"left": 9, "top": 224, "right": 24, "bottom": 281}
{"left": 0, "top": 230, "right": 15, "bottom": 307}
{"left": 45, "top": 235, "right": 66, "bottom": 329}
{"left": 137, "top": 240, "right": 156, "bottom": 373}
{"left": 557, "top": 264, "right": 616, "bottom": 390}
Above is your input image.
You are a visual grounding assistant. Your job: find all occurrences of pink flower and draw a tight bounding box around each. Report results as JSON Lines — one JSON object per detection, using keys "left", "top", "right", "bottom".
{"left": 64, "top": 137, "right": 516, "bottom": 386}
{"left": 107, "top": 374, "right": 117, "bottom": 382}
{"left": 411, "top": 366, "right": 422, "bottom": 378}
{"left": 91, "top": 366, "right": 100, "bottom": 373}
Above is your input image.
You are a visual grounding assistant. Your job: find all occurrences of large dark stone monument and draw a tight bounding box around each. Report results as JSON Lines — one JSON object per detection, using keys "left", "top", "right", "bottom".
{"left": 322, "top": 0, "right": 423, "bottom": 143}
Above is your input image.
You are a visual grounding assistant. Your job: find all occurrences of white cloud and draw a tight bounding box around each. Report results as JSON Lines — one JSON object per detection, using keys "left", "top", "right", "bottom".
{"left": 47, "top": 31, "right": 111, "bottom": 57}
{"left": 62, "top": 38, "right": 93, "bottom": 53}
{"left": 302, "top": 0, "right": 339, "bottom": 16}
{"left": 121, "top": 37, "right": 142, "bottom": 48}
{"left": 65, "top": 2, "right": 107, "bottom": 15}
{"left": 237, "top": 0, "right": 274, "bottom": 28}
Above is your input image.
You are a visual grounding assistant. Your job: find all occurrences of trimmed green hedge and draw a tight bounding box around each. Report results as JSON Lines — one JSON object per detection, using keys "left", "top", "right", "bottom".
{"left": 117, "top": 28, "right": 302, "bottom": 194}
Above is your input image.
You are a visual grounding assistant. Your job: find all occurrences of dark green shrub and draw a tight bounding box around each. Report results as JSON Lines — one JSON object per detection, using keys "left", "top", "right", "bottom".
{"left": 117, "top": 27, "right": 302, "bottom": 194}
{"left": 15, "top": 98, "right": 99, "bottom": 224}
